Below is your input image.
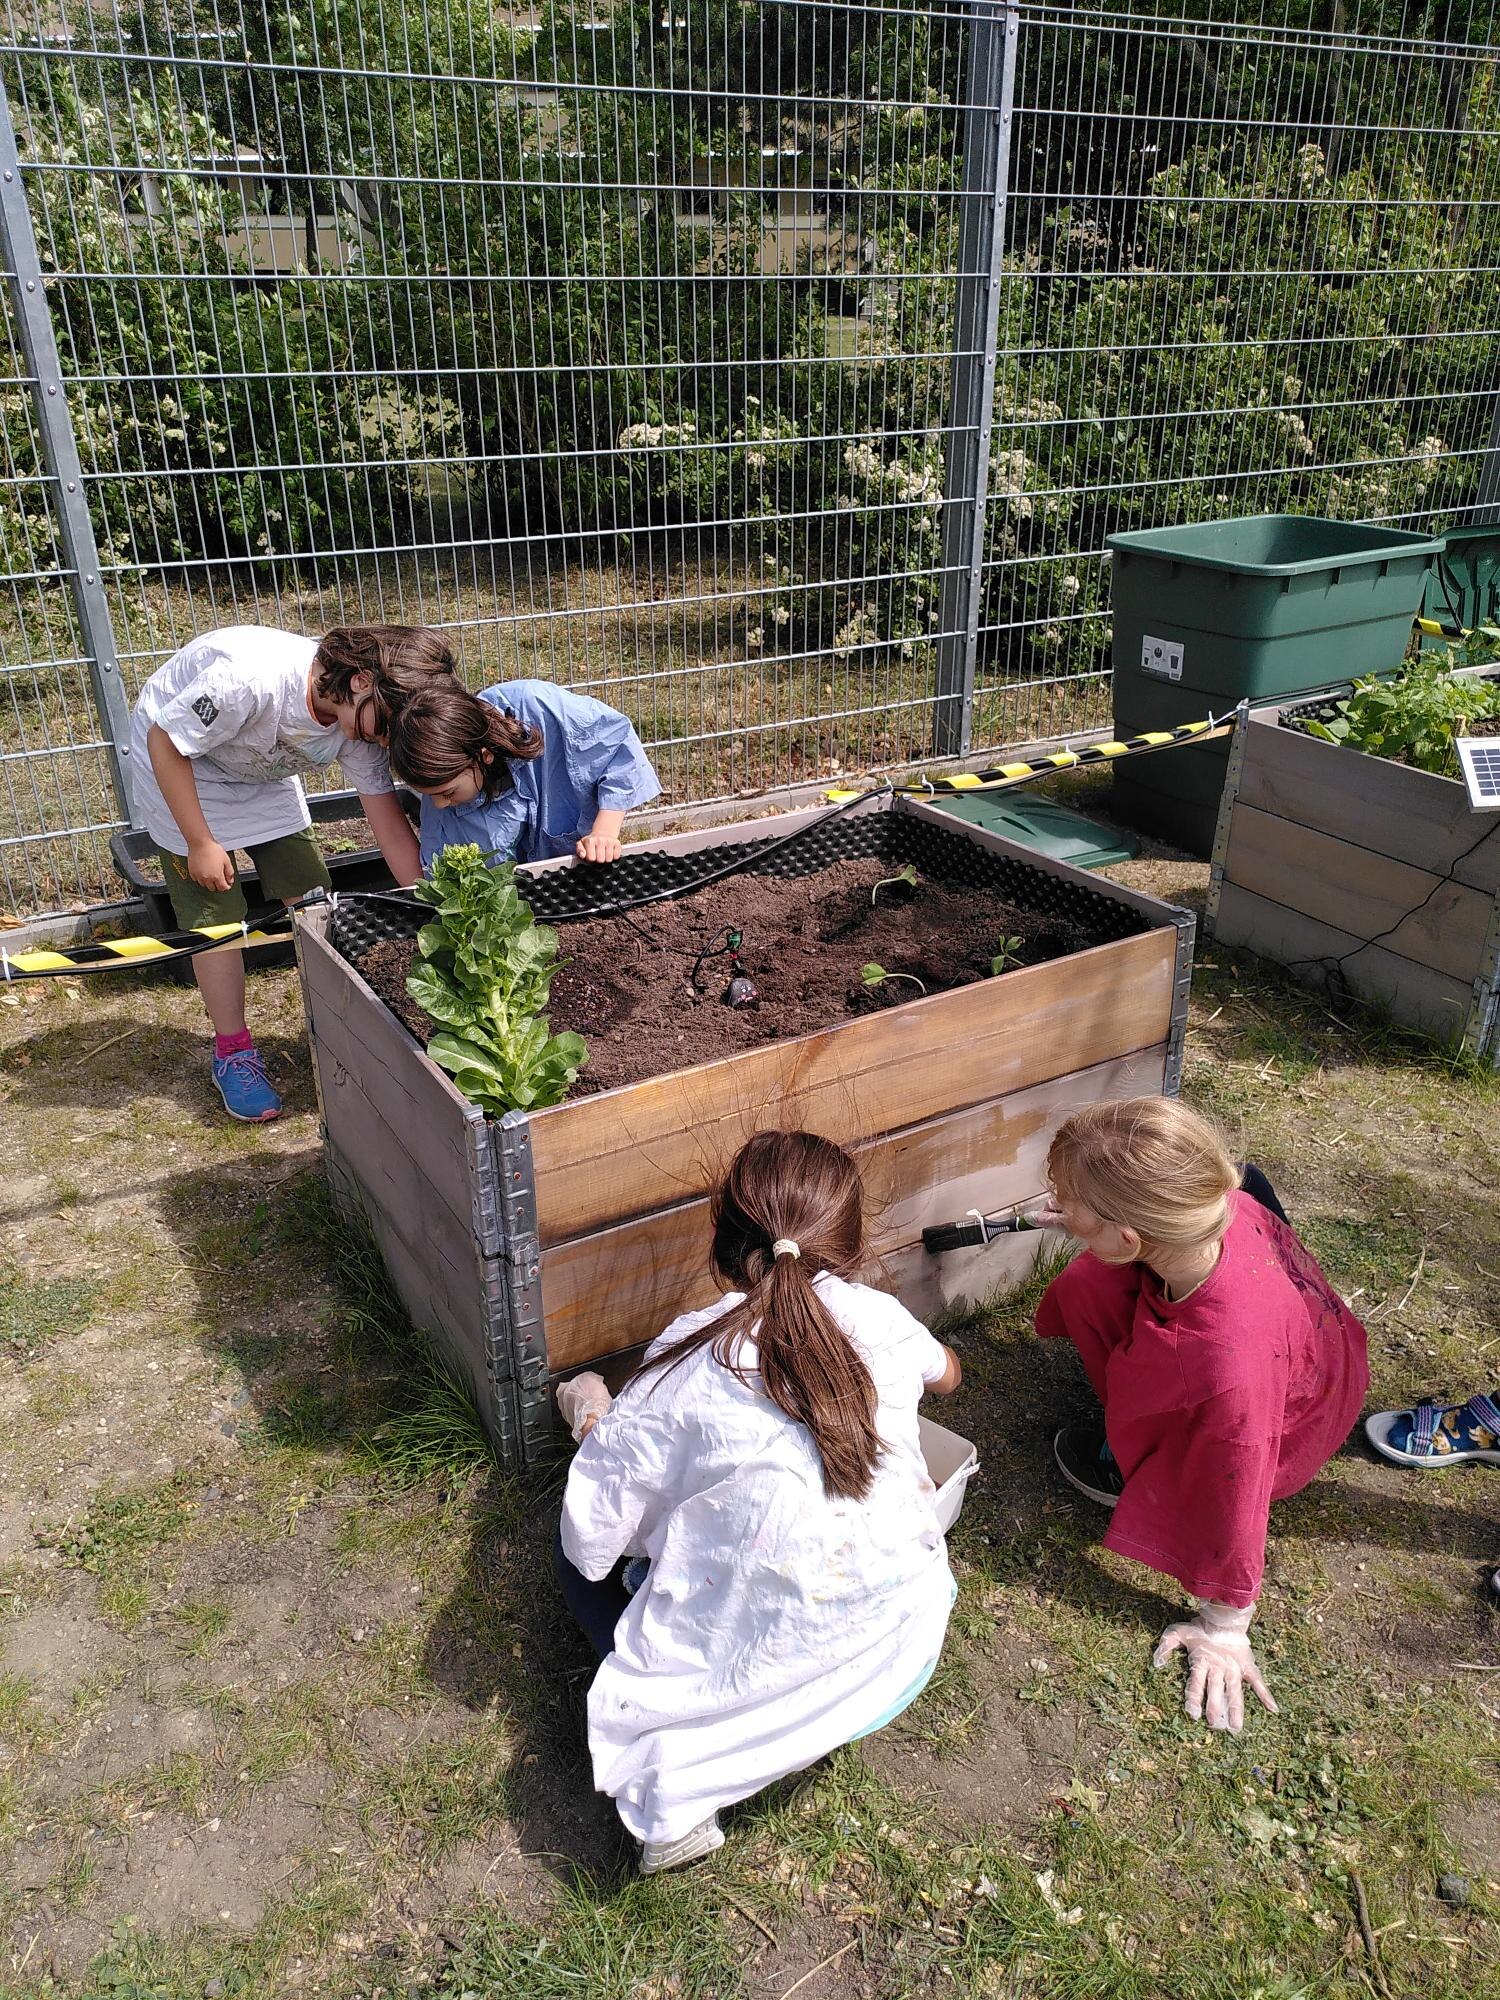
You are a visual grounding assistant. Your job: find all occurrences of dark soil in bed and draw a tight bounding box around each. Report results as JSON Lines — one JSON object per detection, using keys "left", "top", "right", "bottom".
{"left": 357, "top": 856, "right": 1100, "bottom": 1096}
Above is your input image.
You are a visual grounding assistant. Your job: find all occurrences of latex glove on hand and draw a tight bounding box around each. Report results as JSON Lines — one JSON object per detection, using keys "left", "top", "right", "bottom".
{"left": 1153, "top": 1599, "right": 1278, "bottom": 1734}
{"left": 556, "top": 1371, "right": 612, "bottom": 1442}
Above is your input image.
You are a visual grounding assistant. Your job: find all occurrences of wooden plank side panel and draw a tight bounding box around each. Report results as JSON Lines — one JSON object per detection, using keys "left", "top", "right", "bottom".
{"left": 529, "top": 926, "right": 1177, "bottom": 1246}
{"left": 298, "top": 913, "right": 483, "bottom": 1248}
{"left": 309, "top": 984, "right": 480, "bottom": 1250}
{"left": 1223, "top": 802, "right": 1492, "bottom": 983}
{"left": 324, "top": 1134, "right": 501, "bottom": 1435}
{"left": 539, "top": 1045, "right": 1168, "bottom": 1370}
{"left": 1238, "top": 712, "right": 1500, "bottom": 892}
{"left": 1213, "top": 880, "right": 1475, "bottom": 1042}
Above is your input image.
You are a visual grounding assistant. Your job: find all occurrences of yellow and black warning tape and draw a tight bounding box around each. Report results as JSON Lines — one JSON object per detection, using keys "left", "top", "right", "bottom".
{"left": 3, "top": 916, "right": 295, "bottom": 981}
{"left": 1416, "top": 615, "right": 1468, "bottom": 642}
{"left": 825, "top": 710, "right": 1236, "bottom": 803}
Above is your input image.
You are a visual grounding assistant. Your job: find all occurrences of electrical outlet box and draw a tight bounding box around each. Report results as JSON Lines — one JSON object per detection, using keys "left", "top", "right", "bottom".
{"left": 1141, "top": 634, "right": 1184, "bottom": 681}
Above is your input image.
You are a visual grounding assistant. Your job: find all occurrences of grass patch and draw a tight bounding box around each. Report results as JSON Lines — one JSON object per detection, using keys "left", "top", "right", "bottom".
{"left": 236, "top": 1680, "right": 343, "bottom": 1787}
{"left": 362, "top": 1718, "right": 514, "bottom": 1859}
{"left": 27, "top": 1364, "right": 94, "bottom": 1418}
{"left": 208, "top": 1172, "right": 497, "bottom": 1498}
{"left": 38, "top": 1475, "right": 197, "bottom": 1583}
{"left": 0, "top": 1267, "right": 102, "bottom": 1359}
{"left": 73, "top": 1872, "right": 368, "bottom": 2000}
{"left": 354, "top": 1364, "right": 494, "bottom": 1491}
{"left": 0, "top": 1674, "right": 57, "bottom": 1850}
{"left": 170, "top": 1596, "right": 231, "bottom": 1659}
{"left": 36, "top": 1474, "right": 199, "bottom": 1631}
{"left": 1296, "top": 1213, "right": 1426, "bottom": 1297}
{"left": 433, "top": 1871, "right": 747, "bottom": 2000}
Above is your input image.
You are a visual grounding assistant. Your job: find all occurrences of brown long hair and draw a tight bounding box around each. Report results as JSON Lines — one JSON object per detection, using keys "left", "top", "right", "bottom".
{"left": 643, "top": 1131, "right": 882, "bottom": 1500}
{"left": 386, "top": 679, "right": 544, "bottom": 798}
{"left": 312, "top": 624, "right": 456, "bottom": 740}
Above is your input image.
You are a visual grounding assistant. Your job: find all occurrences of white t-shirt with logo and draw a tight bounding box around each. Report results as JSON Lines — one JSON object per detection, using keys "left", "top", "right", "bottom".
{"left": 128, "top": 625, "right": 394, "bottom": 853}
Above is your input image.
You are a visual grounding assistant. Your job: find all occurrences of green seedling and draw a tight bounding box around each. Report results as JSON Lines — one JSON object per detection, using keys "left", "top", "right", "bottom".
{"left": 860, "top": 961, "right": 927, "bottom": 996}
{"left": 870, "top": 863, "right": 919, "bottom": 906}
{"left": 990, "top": 936, "right": 1025, "bottom": 975}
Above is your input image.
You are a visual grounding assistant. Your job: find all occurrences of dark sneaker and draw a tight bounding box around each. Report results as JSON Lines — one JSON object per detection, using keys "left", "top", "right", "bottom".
{"left": 212, "top": 1045, "right": 282, "bottom": 1122}
{"left": 1053, "top": 1424, "right": 1124, "bottom": 1508}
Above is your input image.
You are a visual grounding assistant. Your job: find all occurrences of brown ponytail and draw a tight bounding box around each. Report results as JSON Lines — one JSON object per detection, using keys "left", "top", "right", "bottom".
{"left": 386, "top": 679, "right": 544, "bottom": 798}
{"left": 643, "top": 1131, "right": 882, "bottom": 1500}
{"left": 312, "top": 624, "right": 456, "bottom": 739}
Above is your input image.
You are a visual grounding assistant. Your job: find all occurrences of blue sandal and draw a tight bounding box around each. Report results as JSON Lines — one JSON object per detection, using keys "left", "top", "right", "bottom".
{"left": 1365, "top": 1392, "right": 1500, "bottom": 1468}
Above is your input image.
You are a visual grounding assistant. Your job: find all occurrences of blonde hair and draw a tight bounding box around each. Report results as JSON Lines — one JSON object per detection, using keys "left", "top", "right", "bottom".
{"left": 1048, "top": 1096, "right": 1238, "bottom": 1252}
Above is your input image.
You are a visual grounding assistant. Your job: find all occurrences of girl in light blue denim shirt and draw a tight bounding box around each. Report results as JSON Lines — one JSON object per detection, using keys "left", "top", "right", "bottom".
{"left": 387, "top": 677, "right": 661, "bottom": 872}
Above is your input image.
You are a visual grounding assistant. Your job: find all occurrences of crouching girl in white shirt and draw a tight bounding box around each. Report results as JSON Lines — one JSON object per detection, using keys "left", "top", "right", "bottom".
{"left": 554, "top": 1129, "right": 963, "bottom": 1874}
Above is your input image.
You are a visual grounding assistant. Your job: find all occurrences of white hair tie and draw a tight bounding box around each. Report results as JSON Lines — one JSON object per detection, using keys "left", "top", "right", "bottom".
{"left": 771, "top": 1238, "right": 801, "bottom": 1260}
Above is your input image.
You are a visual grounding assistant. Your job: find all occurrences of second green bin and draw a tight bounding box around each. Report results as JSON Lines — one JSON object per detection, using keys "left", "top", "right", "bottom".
{"left": 1108, "top": 514, "right": 1443, "bottom": 853}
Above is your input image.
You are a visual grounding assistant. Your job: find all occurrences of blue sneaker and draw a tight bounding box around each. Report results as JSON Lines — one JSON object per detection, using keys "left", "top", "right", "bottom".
{"left": 211, "top": 1045, "right": 282, "bottom": 1122}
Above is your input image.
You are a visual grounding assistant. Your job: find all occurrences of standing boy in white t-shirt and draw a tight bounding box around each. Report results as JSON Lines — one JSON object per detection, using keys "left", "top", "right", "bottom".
{"left": 129, "top": 623, "right": 448, "bottom": 1121}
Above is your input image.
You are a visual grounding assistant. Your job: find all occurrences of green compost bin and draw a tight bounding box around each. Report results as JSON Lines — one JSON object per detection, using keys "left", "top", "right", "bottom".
{"left": 1422, "top": 520, "right": 1500, "bottom": 640}
{"left": 1107, "top": 514, "right": 1444, "bottom": 854}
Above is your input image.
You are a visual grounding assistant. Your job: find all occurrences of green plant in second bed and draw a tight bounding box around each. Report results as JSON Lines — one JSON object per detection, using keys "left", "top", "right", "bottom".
{"left": 1302, "top": 645, "right": 1500, "bottom": 778}
{"left": 406, "top": 843, "right": 587, "bottom": 1113}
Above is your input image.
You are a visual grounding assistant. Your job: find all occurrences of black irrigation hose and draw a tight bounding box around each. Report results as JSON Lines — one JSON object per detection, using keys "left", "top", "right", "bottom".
{"left": 1282, "top": 814, "right": 1499, "bottom": 1002}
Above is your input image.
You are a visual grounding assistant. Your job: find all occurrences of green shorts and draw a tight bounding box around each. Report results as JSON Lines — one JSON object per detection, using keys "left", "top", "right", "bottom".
{"left": 157, "top": 828, "right": 332, "bottom": 930}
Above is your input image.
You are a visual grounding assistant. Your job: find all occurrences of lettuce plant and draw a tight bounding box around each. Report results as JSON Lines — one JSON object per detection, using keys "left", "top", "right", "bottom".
{"left": 405, "top": 844, "right": 587, "bottom": 1113}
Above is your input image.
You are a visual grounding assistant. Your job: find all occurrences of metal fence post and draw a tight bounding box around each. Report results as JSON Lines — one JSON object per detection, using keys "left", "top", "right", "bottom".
{"left": 932, "top": 0, "right": 1019, "bottom": 761}
{"left": 0, "top": 77, "right": 133, "bottom": 824}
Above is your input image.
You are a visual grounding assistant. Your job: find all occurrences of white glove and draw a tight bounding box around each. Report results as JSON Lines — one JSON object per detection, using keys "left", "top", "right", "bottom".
{"left": 556, "top": 1371, "right": 612, "bottom": 1442}
{"left": 1152, "top": 1599, "right": 1278, "bottom": 1734}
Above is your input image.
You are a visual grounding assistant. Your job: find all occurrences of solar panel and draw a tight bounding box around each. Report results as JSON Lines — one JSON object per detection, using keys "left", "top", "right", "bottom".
{"left": 1455, "top": 737, "right": 1500, "bottom": 813}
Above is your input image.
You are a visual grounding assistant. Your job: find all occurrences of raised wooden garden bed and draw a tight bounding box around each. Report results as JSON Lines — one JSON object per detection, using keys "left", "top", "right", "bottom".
{"left": 1207, "top": 699, "right": 1500, "bottom": 1060}
{"left": 294, "top": 794, "right": 1195, "bottom": 1471}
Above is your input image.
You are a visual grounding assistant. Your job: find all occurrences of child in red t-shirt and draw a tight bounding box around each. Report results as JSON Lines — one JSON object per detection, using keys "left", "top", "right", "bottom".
{"left": 1032, "top": 1097, "right": 1368, "bottom": 1734}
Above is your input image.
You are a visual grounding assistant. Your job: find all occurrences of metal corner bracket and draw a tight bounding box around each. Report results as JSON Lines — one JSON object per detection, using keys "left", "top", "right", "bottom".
{"left": 1204, "top": 698, "right": 1251, "bottom": 937}
{"left": 1463, "top": 888, "right": 1500, "bottom": 1067}
{"left": 491, "top": 1109, "right": 553, "bottom": 1463}
{"left": 1163, "top": 907, "right": 1196, "bottom": 1098}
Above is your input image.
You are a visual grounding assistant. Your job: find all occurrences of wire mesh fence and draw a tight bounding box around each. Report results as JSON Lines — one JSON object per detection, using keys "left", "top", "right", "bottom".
{"left": 0, "top": 0, "right": 1496, "bottom": 917}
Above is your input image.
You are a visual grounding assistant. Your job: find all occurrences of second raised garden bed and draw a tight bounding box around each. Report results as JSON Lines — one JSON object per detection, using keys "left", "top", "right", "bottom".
{"left": 1207, "top": 675, "right": 1500, "bottom": 1059}
{"left": 295, "top": 794, "right": 1195, "bottom": 1472}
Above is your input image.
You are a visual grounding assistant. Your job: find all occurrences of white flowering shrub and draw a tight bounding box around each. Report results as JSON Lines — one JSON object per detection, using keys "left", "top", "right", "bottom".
{"left": 2, "top": 2, "right": 1495, "bottom": 725}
